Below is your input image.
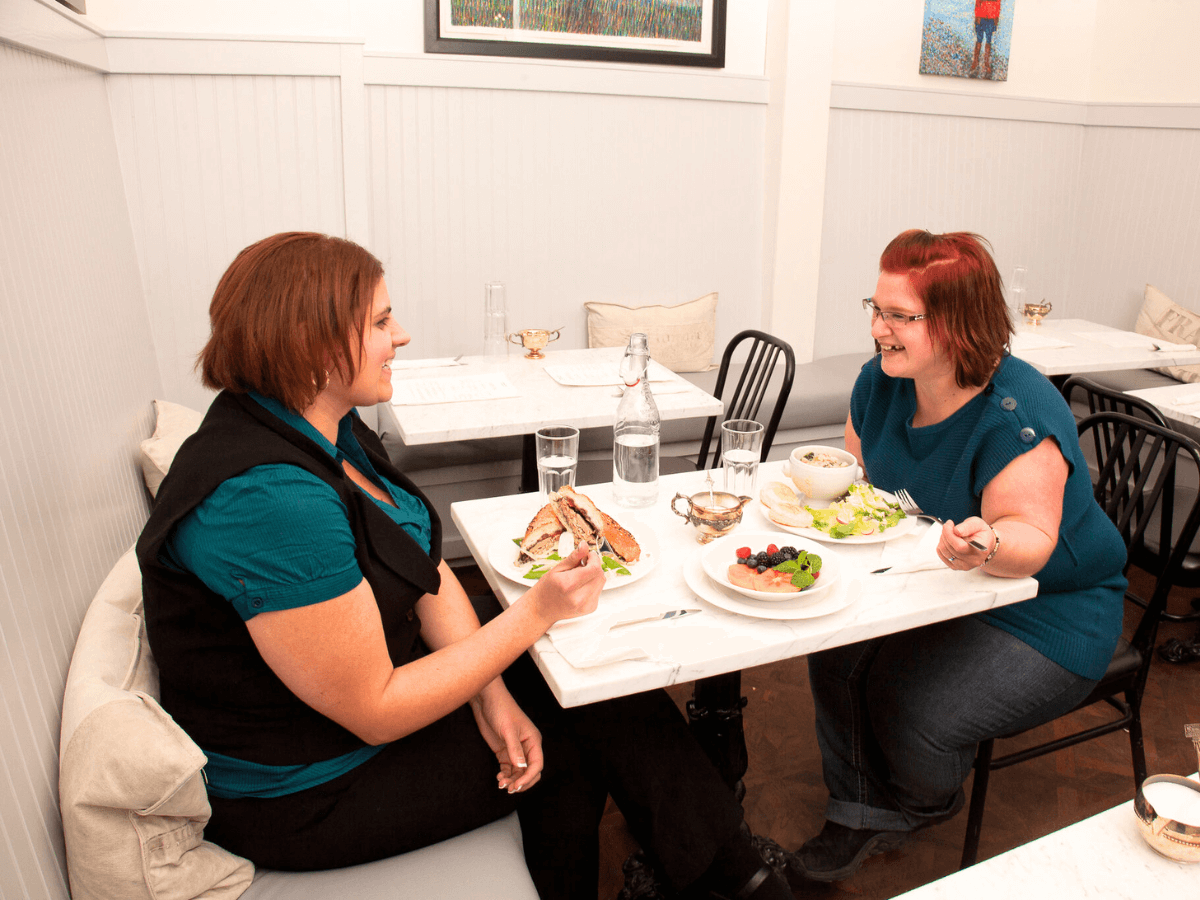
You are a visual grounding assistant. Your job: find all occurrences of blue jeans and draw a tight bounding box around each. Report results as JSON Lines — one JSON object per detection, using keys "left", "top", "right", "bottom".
{"left": 808, "top": 615, "right": 1098, "bottom": 833}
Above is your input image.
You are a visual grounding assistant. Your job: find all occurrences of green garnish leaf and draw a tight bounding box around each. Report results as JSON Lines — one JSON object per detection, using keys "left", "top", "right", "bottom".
{"left": 790, "top": 571, "right": 816, "bottom": 589}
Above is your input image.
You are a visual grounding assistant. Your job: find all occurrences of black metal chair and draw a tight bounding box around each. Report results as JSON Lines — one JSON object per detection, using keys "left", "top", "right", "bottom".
{"left": 1062, "top": 375, "right": 1200, "bottom": 631}
{"left": 959, "top": 412, "right": 1200, "bottom": 868}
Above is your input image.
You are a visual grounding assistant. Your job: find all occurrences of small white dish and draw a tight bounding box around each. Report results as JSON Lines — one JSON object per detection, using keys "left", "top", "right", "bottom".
{"left": 700, "top": 531, "right": 841, "bottom": 602}
{"left": 781, "top": 445, "right": 859, "bottom": 501}
{"left": 684, "top": 550, "right": 858, "bottom": 621}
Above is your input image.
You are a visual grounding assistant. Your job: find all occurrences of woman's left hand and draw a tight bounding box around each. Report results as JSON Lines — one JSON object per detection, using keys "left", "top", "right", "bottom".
{"left": 469, "top": 681, "right": 544, "bottom": 794}
{"left": 938, "top": 517, "right": 994, "bottom": 569}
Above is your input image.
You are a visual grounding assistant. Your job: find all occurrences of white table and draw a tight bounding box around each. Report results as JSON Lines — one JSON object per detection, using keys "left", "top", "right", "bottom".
{"left": 450, "top": 461, "right": 1039, "bottom": 708}
{"left": 1010, "top": 318, "right": 1200, "bottom": 377}
{"left": 1126, "top": 382, "right": 1200, "bottom": 431}
{"left": 894, "top": 779, "right": 1200, "bottom": 898}
{"left": 378, "top": 346, "right": 723, "bottom": 491}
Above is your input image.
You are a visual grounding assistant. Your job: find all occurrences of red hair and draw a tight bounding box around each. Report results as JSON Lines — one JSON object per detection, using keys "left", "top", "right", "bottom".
{"left": 879, "top": 230, "right": 1012, "bottom": 388}
{"left": 199, "top": 232, "right": 384, "bottom": 412}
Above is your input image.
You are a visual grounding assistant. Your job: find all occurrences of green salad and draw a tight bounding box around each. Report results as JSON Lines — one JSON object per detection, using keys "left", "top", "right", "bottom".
{"left": 806, "top": 483, "right": 906, "bottom": 539}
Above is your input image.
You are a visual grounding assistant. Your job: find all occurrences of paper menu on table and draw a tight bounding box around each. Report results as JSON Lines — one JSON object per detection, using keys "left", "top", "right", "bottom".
{"left": 543, "top": 360, "right": 677, "bottom": 386}
{"left": 1010, "top": 332, "right": 1073, "bottom": 352}
{"left": 390, "top": 372, "right": 520, "bottom": 405}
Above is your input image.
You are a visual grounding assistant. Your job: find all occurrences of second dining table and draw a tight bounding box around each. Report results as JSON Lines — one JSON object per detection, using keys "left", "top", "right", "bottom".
{"left": 378, "top": 345, "right": 724, "bottom": 493}
{"left": 451, "top": 461, "right": 1040, "bottom": 710}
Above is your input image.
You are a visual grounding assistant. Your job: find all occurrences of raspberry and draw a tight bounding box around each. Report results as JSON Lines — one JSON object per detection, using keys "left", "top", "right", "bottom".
{"left": 766, "top": 544, "right": 779, "bottom": 555}
{"left": 736, "top": 547, "right": 751, "bottom": 559}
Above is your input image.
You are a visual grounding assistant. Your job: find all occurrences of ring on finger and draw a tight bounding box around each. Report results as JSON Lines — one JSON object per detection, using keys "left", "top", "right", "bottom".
{"left": 947, "top": 555, "right": 956, "bottom": 563}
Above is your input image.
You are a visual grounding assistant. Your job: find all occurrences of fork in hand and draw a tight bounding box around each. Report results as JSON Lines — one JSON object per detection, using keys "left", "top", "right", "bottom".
{"left": 894, "top": 488, "right": 988, "bottom": 551}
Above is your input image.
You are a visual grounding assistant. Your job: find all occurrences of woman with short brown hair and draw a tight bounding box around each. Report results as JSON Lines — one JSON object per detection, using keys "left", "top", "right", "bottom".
{"left": 139, "top": 232, "right": 791, "bottom": 900}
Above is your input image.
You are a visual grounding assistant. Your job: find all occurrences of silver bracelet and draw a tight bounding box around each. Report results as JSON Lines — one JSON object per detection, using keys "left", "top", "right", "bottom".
{"left": 982, "top": 526, "right": 1001, "bottom": 565}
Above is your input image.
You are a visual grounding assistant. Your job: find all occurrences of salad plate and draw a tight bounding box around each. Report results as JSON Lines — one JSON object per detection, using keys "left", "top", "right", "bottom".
{"left": 487, "top": 525, "right": 659, "bottom": 592}
{"left": 699, "top": 531, "right": 841, "bottom": 602}
{"left": 766, "top": 485, "right": 916, "bottom": 545}
{"left": 684, "top": 549, "right": 858, "bottom": 621}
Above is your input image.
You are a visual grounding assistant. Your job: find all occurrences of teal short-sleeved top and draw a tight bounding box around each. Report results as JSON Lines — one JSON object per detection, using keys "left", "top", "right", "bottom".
{"left": 850, "top": 354, "right": 1126, "bottom": 680}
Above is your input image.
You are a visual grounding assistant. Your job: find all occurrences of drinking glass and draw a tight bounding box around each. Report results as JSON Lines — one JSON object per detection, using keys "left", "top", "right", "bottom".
{"left": 484, "top": 282, "right": 508, "bottom": 356}
{"left": 720, "top": 419, "right": 764, "bottom": 496}
{"left": 535, "top": 425, "right": 579, "bottom": 496}
{"left": 1009, "top": 265, "right": 1028, "bottom": 313}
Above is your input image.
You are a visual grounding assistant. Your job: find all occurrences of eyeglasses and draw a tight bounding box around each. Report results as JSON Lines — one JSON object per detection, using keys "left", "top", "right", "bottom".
{"left": 862, "top": 298, "right": 927, "bottom": 328}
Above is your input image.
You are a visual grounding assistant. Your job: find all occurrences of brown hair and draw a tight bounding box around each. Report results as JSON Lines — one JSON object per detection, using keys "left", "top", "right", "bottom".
{"left": 878, "top": 229, "right": 1012, "bottom": 388}
{"left": 199, "top": 232, "right": 384, "bottom": 412}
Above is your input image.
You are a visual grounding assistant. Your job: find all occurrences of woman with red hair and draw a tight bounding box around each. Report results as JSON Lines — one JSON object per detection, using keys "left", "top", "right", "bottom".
{"left": 789, "top": 230, "right": 1126, "bottom": 882}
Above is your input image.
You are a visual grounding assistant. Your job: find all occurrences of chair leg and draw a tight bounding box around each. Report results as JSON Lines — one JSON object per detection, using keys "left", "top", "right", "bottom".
{"left": 686, "top": 672, "right": 749, "bottom": 796}
{"left": 1127, "top": 692, "right": 1148, "bottom": 789}
{"left": 959, "top": 739, "right": 994, "bottom": 869}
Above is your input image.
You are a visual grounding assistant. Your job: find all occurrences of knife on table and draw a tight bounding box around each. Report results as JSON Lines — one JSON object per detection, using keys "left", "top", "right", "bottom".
{"left": 609, "top": 609, "right": 703, "bottom": 630}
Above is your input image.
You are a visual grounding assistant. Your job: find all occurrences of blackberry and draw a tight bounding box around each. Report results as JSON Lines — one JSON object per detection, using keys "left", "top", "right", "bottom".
{"left": 781, "top": 546, "right": 798, "bottom": 559}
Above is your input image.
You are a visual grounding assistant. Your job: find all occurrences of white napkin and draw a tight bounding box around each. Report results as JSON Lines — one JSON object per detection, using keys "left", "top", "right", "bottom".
{"left": 872, "top": 523, "right": 946, "bottom": 575}
{"left": 389, "top": 357, "right": 464, "bottom": 370}
{"left": 546, "top": 604, "right": 711, "bottom": 668}
{"left": 1011, "top": 332, "right": 1074, "bottom": 352}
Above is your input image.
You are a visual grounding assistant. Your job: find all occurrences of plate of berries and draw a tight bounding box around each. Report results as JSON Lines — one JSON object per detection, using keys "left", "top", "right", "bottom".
{"left": 700, "top": 531, "right": 842, "bottom": 603}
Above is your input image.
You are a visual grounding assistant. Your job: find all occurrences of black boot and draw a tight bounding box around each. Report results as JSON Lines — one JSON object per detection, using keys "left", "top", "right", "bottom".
{"left": 682, "top": 825, "right": 793, "bottom": 900}
{"left": 787, "top": 820, "right": 907, "bottom": 884}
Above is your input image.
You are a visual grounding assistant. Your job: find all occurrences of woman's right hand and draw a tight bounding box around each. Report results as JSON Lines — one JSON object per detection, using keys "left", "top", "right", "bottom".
{"left": 527, "top": 544, "right": 605, "bottom": 626}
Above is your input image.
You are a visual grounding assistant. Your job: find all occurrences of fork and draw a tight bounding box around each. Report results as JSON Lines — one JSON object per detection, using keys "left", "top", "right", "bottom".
{"left": 894, "top": 488, "right": 988, "bottom": 551}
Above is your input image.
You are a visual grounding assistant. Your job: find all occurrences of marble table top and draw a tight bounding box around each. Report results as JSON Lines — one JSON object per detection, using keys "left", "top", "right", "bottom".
{"left": 1126, "top": 382, "right": 1200, "bottom": 429}
{"left": 380, "top": 346, "right": 723, "bottom": 445}
{"left": 1010, "top": 318, "right": 1200, "bottom": 377}
{"left": 450, "top": 461, "right": 1039, "bottom": 708}
{"left": 894, "top": 778, "right": 1200, "bottom": 898}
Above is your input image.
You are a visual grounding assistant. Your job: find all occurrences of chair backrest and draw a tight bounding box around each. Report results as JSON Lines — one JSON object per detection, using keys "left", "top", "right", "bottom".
{"left": 1078, "top": 411, "right": 1200, "bottom": 659}
{"left": 696, "top": 330, "right": 796, "bottom": 469}
{"left": 1061, "top": 375, "right": 1167, "bottom": 425}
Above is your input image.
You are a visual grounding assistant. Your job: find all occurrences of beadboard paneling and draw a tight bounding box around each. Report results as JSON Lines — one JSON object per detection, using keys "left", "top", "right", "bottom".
{"left": 366, "top": 83, "right": 764, "bottom": 360}
{"left": 815, "top": 108, "right": 1087, "bottom": 357}
{"left": 107, "top": 72, "right": 346, "bottom": 412}
{"left": 1068, "top": 124, "right": 1200, "bottom": 326}
{"left": 0, "top": 42, "right": 160, "bottom": 900}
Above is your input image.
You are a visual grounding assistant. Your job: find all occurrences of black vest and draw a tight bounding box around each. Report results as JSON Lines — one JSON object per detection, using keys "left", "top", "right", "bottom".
{"left": 137, "top": 391, "right": 442, "bottom": 765}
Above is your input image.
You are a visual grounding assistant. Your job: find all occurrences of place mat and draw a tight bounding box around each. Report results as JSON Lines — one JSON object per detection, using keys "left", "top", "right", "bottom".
{"left": 1011, "top": 332, "right": 1073, "bottom": 352}
{"left": 389, "top": 357, "right": 465, "bottom": 370}
{"left": 1074, "top": 331, "right": 1196, "bottom": 352}
{"left": 390, "top": 372, "right": 520, "bottom": 405}
{"left": 543, "top": 360, "right": 676, "bottom": 387}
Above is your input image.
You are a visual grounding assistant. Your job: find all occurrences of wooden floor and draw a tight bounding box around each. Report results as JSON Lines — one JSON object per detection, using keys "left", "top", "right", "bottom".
{"left": 453, "top": 563, "right": 1200, "bottom": 899}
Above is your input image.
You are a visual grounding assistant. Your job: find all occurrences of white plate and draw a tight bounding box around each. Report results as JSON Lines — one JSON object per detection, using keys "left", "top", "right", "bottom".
{"left": 684, "top": 549, "right": 859, "bottom": 621}
{"left": 487, "top": 522, "right": 659, "bottom": 592}
{"left": 764, "top": 487, "right": 916, "bottom": 545}
{"left": 700, "top": 531, "right": 841, "bottom": 602}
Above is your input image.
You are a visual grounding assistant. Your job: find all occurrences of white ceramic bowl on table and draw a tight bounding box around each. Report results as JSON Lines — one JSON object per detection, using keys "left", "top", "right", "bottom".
{"left": 781, "top": 445, "right": 858, "bottom": 501}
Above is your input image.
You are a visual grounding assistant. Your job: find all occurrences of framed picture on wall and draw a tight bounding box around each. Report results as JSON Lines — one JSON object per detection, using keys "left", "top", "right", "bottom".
{"left": 920, "top": 0, "right": 1015, "bottom": 82}
{"left": 425, "top": 0, "right": 727, "bottom": 68}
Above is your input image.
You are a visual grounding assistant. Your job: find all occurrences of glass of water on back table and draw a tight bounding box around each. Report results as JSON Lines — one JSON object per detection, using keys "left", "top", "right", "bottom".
{"left": 535, "top": 425, "right": 579, "bottom": 496}
{"left": 720, "top": 419, "right": 764, "bottom": 496}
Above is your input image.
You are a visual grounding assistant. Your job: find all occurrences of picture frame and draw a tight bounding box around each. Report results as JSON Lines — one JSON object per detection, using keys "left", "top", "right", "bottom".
{"left": 425, "top": 0, "right": 727, "bottom": 69}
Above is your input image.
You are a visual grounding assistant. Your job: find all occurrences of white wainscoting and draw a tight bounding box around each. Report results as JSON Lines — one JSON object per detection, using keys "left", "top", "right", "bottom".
{"left": 364, "top": 82, "right": 765, "bottom": 359}
{"left": 0, "top": 42, "right": 161, "bottom": 900}
{"left": 107, "top": 72, "right": 348, "bottom": 411}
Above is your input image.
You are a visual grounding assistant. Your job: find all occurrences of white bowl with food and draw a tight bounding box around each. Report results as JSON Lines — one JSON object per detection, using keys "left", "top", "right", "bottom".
{"left": 782, "top": 445, "right": 858, "bottom": 501}
{"left": 700, "top": 531, "right": 841, "bottom": 602}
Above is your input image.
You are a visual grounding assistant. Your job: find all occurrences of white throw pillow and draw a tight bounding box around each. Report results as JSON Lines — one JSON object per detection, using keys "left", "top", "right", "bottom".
{"left": 584, "top": 292, "right": 717, "bottom": 373}
{"left": 1135, "top": 284, "right": 1200, "bottom": 384}
{"left": 59, "top": 548, "right": 254, "bottom": 900}
{"left": 139, "top": 400, "right": 205, "bottom": 497}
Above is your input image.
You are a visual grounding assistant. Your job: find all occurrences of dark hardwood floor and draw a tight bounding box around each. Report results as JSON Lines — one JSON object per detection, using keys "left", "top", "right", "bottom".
{"left": 452, "top": 562, "right": 1200, "bottom": 899}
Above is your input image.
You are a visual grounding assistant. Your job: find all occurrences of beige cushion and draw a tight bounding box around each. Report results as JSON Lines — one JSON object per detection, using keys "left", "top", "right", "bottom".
{"left": 584, "top": 292, "right": 717, "bottom": 372}
{"left": 1135, "top": 283, "right": 1200, "bottom": 383}
{"left": 59, "top": 548, "right": 254, "bottom": 900}
{"left": 139, "top": 400, "right": 205, "bottom": 497}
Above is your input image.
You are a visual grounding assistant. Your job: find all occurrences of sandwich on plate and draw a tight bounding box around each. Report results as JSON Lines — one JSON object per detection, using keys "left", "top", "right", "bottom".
{"left": 517, "top": 485, "right": 641, "bottom": 565}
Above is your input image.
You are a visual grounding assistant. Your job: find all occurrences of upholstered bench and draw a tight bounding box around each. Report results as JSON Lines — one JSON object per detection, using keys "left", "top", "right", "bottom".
{"left": 56, "top": 404, "right": 541, "bottom": 900}
{"left": 380, "top": 352, "right": 869, "bottom": 560}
